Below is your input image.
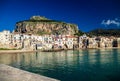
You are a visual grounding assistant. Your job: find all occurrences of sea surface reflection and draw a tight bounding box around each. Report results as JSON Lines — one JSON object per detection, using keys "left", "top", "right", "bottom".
{"left": 0, "top": 48, "right": 120, "bottom": 81}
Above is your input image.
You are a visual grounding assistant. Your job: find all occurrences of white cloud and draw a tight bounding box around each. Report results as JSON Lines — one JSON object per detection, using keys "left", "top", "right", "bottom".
{"left": 101, "top": 18, "right": 120, "bottom": 27}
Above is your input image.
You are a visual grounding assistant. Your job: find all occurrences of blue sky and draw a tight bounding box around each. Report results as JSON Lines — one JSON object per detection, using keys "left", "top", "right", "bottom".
{"left": 0, "top": 0, "right": 120, "bottom": 32}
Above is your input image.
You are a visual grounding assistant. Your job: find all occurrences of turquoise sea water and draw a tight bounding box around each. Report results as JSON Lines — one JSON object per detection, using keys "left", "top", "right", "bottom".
{"left": 0, "top": 49, "right": 120, "bottom": 81}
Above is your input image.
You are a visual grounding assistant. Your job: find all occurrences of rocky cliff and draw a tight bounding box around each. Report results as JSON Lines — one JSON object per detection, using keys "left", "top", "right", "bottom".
{"left": 14, "top": 16, "right": 78, "bottom": 35}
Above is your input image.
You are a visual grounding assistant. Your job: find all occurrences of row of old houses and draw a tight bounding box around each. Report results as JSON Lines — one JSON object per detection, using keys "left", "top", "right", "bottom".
{"left": 0, "top": 30, "right": 120, "bottom": 50}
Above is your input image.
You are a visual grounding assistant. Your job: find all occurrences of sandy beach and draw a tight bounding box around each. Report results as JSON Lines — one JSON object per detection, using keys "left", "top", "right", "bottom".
{"left": 0, "top": 50, "right": 37, "bottom": 54}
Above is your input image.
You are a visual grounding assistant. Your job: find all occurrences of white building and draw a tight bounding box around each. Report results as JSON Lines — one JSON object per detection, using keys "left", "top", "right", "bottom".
{"left": 0, "top": 30, "right": 12, "bottom": 44}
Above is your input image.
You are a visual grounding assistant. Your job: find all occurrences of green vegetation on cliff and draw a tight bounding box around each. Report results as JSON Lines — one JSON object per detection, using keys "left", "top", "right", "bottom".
{"left": 17, "top": 16, "right": 65, "bottom": 24}
{"left": 88, "top": 28, "right": 120, "bottom": 37}
{"left": 74, "top": 30, "right": 84, "bottom": 36}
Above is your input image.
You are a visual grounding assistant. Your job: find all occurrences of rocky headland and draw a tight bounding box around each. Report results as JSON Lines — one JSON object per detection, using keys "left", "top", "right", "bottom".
{"left": 14, "top": 16, "right": 78, "bottom": 35}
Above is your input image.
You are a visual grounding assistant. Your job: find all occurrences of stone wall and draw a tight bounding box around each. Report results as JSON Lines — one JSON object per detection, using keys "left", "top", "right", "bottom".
{"left": 0, "top": 64, "right": 59, "bottom": 81}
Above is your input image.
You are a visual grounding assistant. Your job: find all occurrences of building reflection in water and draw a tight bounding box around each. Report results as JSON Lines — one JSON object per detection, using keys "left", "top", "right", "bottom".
{"left": 0, "top": 49, "right": 120, "bottom": 74}
{"left": 0, "top": 49, "right": 120, "bottom": 72}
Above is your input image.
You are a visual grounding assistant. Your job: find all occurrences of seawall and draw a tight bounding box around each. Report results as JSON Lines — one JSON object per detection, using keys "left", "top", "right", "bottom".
{"left": 0, "top": 64, "right": 60, "bottom": 81}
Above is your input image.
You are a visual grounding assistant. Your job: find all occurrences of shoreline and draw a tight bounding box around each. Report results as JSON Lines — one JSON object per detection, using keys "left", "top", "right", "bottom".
{"left": 0, "top": 47, "right": 120, "bottom": 54}
{"left": 0, "top": 50, "right": 38, "bottom": 54}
